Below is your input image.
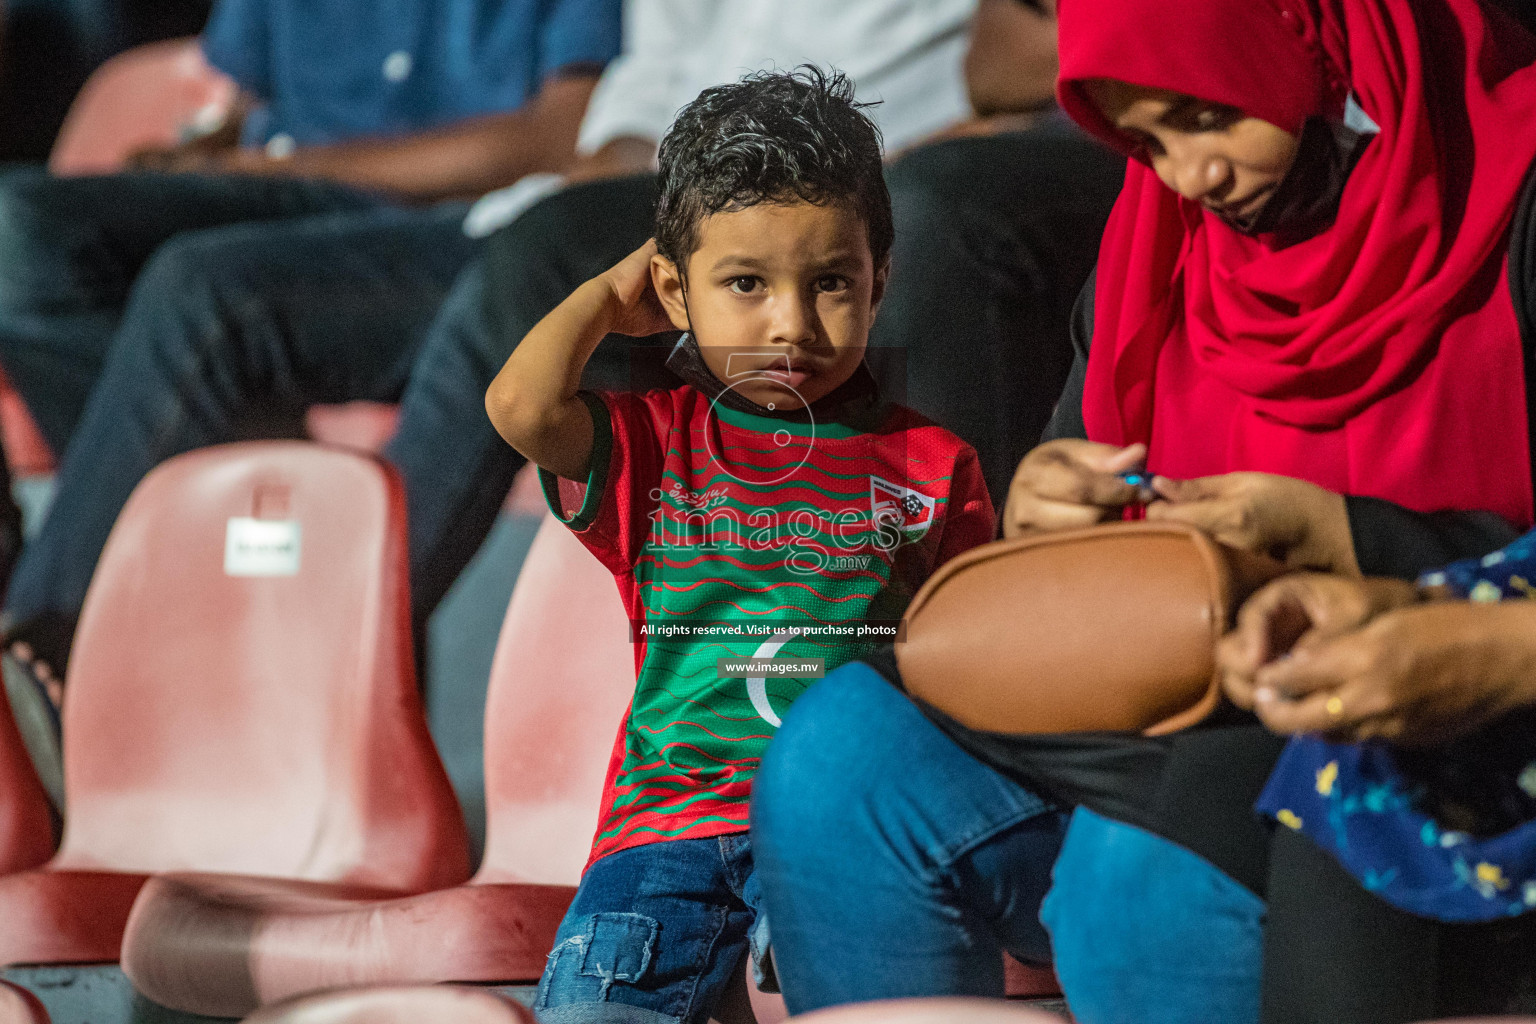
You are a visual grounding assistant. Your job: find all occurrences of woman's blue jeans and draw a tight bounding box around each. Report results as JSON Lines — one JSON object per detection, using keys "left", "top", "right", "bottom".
{"left": 750, "top": 662, "right": 1265, "bottom": 1023}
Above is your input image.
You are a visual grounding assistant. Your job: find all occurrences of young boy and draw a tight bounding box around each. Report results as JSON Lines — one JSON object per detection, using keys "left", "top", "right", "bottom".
{"left": 486, "top": 67, "right": 995, "bottom": 1024}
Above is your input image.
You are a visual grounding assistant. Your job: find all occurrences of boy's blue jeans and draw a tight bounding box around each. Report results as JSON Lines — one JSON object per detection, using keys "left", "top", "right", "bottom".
{"left": 750, "top": 662, "right": 1266, "bottom": 1024}
{"left": 536, "top": 834, "right": 765, "bottom": 1024}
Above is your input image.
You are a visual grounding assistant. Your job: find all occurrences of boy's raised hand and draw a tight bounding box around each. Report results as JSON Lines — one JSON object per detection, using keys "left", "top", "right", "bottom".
{"left": 488, "top": 242, "right": 675, "bottom": 482}
{"left": 602, "top": 240, "right": 678, "bottom": 338}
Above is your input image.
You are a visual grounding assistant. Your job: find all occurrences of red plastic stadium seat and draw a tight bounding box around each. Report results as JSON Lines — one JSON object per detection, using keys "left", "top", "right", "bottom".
{"left": 504, "top": 462, "right": 545, "bottom": 516}
{"left": 0, "top": 981, "right": 49, "bottom": 1024}
{"left": 302, "top": 403, "right": 400, "bottom": 455}
{"left": 49, "top": 38, "right": 235, "bottom": 176}
{"left": 0, "top": 680, "right": 54, "bottom": 876}
{"left": 241, "top": 985, "right": 535, "bottom": 1024}
{"left": 0, "top": 368, "right": 53, "bottom": 478}
{"left": 120, "top": 514, "right": 636, "bottom": 1016}
{"left": 789, "top": 998, "right": 1065, "bottom": 1023}
{"left": 0, "top": 442, "right": 470, "bottom": 968}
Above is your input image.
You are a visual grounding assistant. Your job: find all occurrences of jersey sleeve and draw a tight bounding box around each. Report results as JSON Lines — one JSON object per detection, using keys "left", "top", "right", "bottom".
{"left": 933, "top": 444, "right": 997, "bottom": 567}
{"left": 539, "top": 390, "right": 668, "bottom": 575}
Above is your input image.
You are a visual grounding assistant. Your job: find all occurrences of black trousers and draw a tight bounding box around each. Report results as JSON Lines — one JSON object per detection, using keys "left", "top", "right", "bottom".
{"left": 1264, "top": 826, "right": 1536, "bottom": 1023}
{"left": 874, "top": 121, "right": 1122, "bottom": 503}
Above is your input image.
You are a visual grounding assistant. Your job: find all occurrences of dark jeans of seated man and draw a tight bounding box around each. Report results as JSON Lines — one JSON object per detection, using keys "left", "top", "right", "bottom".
{"left": 0, "top": 167, "right": 409, "bottom": 453}
{"left": 0, "top": 122, "right": 1123, "bottom": 680}
{"left": 0, "top": 166, "right": 475, "bottom": 660}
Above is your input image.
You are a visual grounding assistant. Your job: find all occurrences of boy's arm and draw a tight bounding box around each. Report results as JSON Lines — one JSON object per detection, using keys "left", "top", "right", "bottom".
{"left": 485, "top": 240, "right": 672, "bottom": 480}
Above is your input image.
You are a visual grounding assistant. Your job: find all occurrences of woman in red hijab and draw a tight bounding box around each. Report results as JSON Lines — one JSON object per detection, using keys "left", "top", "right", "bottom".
{"left": 1001, "top": 0, "right": 1536, "bottom": 1019}
{"left": 752, "top": 1, "right": 1536, "bottom": 1022}
{"left": 1013, "top": 0, "right": 1536, "bottom": 552}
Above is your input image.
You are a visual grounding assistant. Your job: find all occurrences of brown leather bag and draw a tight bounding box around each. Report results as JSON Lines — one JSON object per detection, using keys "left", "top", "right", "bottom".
{"left": 898, "top": 521, "right": 1285, "bottom": 736}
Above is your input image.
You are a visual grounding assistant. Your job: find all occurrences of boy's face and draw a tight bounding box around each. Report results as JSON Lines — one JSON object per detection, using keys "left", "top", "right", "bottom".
{"left": 652, "top": 200, "right": 886, "bottom": 409}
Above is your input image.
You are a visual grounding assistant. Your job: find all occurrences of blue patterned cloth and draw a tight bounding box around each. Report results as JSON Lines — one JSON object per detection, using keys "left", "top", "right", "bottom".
{"left": 1255, "top": 529, "right": 1536, "bottom": 922}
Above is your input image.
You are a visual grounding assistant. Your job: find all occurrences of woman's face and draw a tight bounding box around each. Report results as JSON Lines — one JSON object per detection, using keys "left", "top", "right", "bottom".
{"left": 1084, "top": 79, "right": 1302, "bottom": 231}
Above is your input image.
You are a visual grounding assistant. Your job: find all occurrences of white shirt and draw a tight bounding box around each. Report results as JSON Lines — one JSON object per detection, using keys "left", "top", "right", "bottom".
{"left": 463, "top": 0, "right": 976, "bottom": 238}
{"left": 578, "top": 0, "right": 976, "bottom": 156}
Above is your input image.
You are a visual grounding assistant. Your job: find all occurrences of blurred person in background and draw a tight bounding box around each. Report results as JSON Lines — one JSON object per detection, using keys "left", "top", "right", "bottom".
{"left": 0, "top": 0, "right": 622, "bottom": 798}
{"left": 0, "top": 0, "right": 212, "bottom": 161}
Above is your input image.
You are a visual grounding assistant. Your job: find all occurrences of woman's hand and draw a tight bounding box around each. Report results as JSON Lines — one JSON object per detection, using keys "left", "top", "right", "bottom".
{"left": 1240, "top": 600, "right": 1536, "bottom": 747}
{"left": 600, "top": 239, "right": 676, "bottom": 338}
{"left": 1146, "top": 471, "right": 1359, "bottom": 574}
{"left": 1002, "top": 439, "right": 1148, "bottom": 538}
{"left": 1218, "top": 573, "right": 1421, "bottom": 711}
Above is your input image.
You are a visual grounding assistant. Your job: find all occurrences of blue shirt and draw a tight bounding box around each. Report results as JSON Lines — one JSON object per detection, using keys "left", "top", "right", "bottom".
{"left": 200, "top": 0, "right": 621, "bottom": 148}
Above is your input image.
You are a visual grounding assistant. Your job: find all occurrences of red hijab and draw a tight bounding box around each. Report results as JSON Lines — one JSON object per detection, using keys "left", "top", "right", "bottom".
{"left": 1056, "top": 0, "right": 1536, "bottom": 529}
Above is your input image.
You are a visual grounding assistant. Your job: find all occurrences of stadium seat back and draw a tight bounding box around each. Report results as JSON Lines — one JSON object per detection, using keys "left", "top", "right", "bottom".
{"left": 302, "top": 403, "right": 401, "bottom": 454}
{"left": 0, "top": 682, "right": 53, "bottom": 875}
{"left": 54, "top": 442, "right": 467, "bottom": 888}
{"left": 48, "top": 38, "right": 236, "bottom": 176}
{"left": 476, "top": 514, "right": 636, "bottom": 886}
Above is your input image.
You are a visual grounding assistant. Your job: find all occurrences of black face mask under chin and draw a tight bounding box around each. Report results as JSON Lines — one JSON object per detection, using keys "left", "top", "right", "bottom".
{"left": 663, "top": 331, "right": 881, "bottom": 423}
{"left": 1219, "top": 114, "right": 1371, "bottom": 242}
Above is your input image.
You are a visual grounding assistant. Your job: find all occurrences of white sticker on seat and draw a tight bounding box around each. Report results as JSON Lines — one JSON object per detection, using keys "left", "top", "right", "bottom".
{"left": 225, "top": 518, "right": 302, "bottom": 577}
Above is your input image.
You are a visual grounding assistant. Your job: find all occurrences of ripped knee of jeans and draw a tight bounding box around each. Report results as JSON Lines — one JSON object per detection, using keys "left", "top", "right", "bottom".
{"left": 541, "top": 912, "right": 661, "bottom": 1005}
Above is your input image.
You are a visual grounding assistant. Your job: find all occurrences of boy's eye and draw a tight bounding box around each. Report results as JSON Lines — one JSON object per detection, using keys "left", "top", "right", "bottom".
{"left": 814, "top": 275, "right": 849, "bottom": 294}
{"left": 728, "top": 276, "right": 762, "bottom": 294}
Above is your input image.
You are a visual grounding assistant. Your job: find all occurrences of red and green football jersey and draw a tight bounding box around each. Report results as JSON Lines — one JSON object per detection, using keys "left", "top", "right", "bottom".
{"left": 541, "top": 385, "right": 994, "bottom": 864}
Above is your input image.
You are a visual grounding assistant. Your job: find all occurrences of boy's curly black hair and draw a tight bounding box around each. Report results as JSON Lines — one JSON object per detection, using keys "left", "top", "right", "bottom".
{"left": 654, "top": 66, "right": 892, "bottom": 276}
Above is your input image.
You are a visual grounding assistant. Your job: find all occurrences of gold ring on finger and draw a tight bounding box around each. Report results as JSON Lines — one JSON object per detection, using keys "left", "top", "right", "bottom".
{"left": 1325, "top": 696, "right": 1345, "bottom": 719}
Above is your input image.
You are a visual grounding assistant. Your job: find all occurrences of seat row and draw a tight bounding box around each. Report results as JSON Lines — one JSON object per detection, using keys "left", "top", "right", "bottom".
{"left": 0, "top": 442, "right": 624, "bottom": 1016}
{"left": 0, "top": 441, "right": 1058, "bottom": 1020}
